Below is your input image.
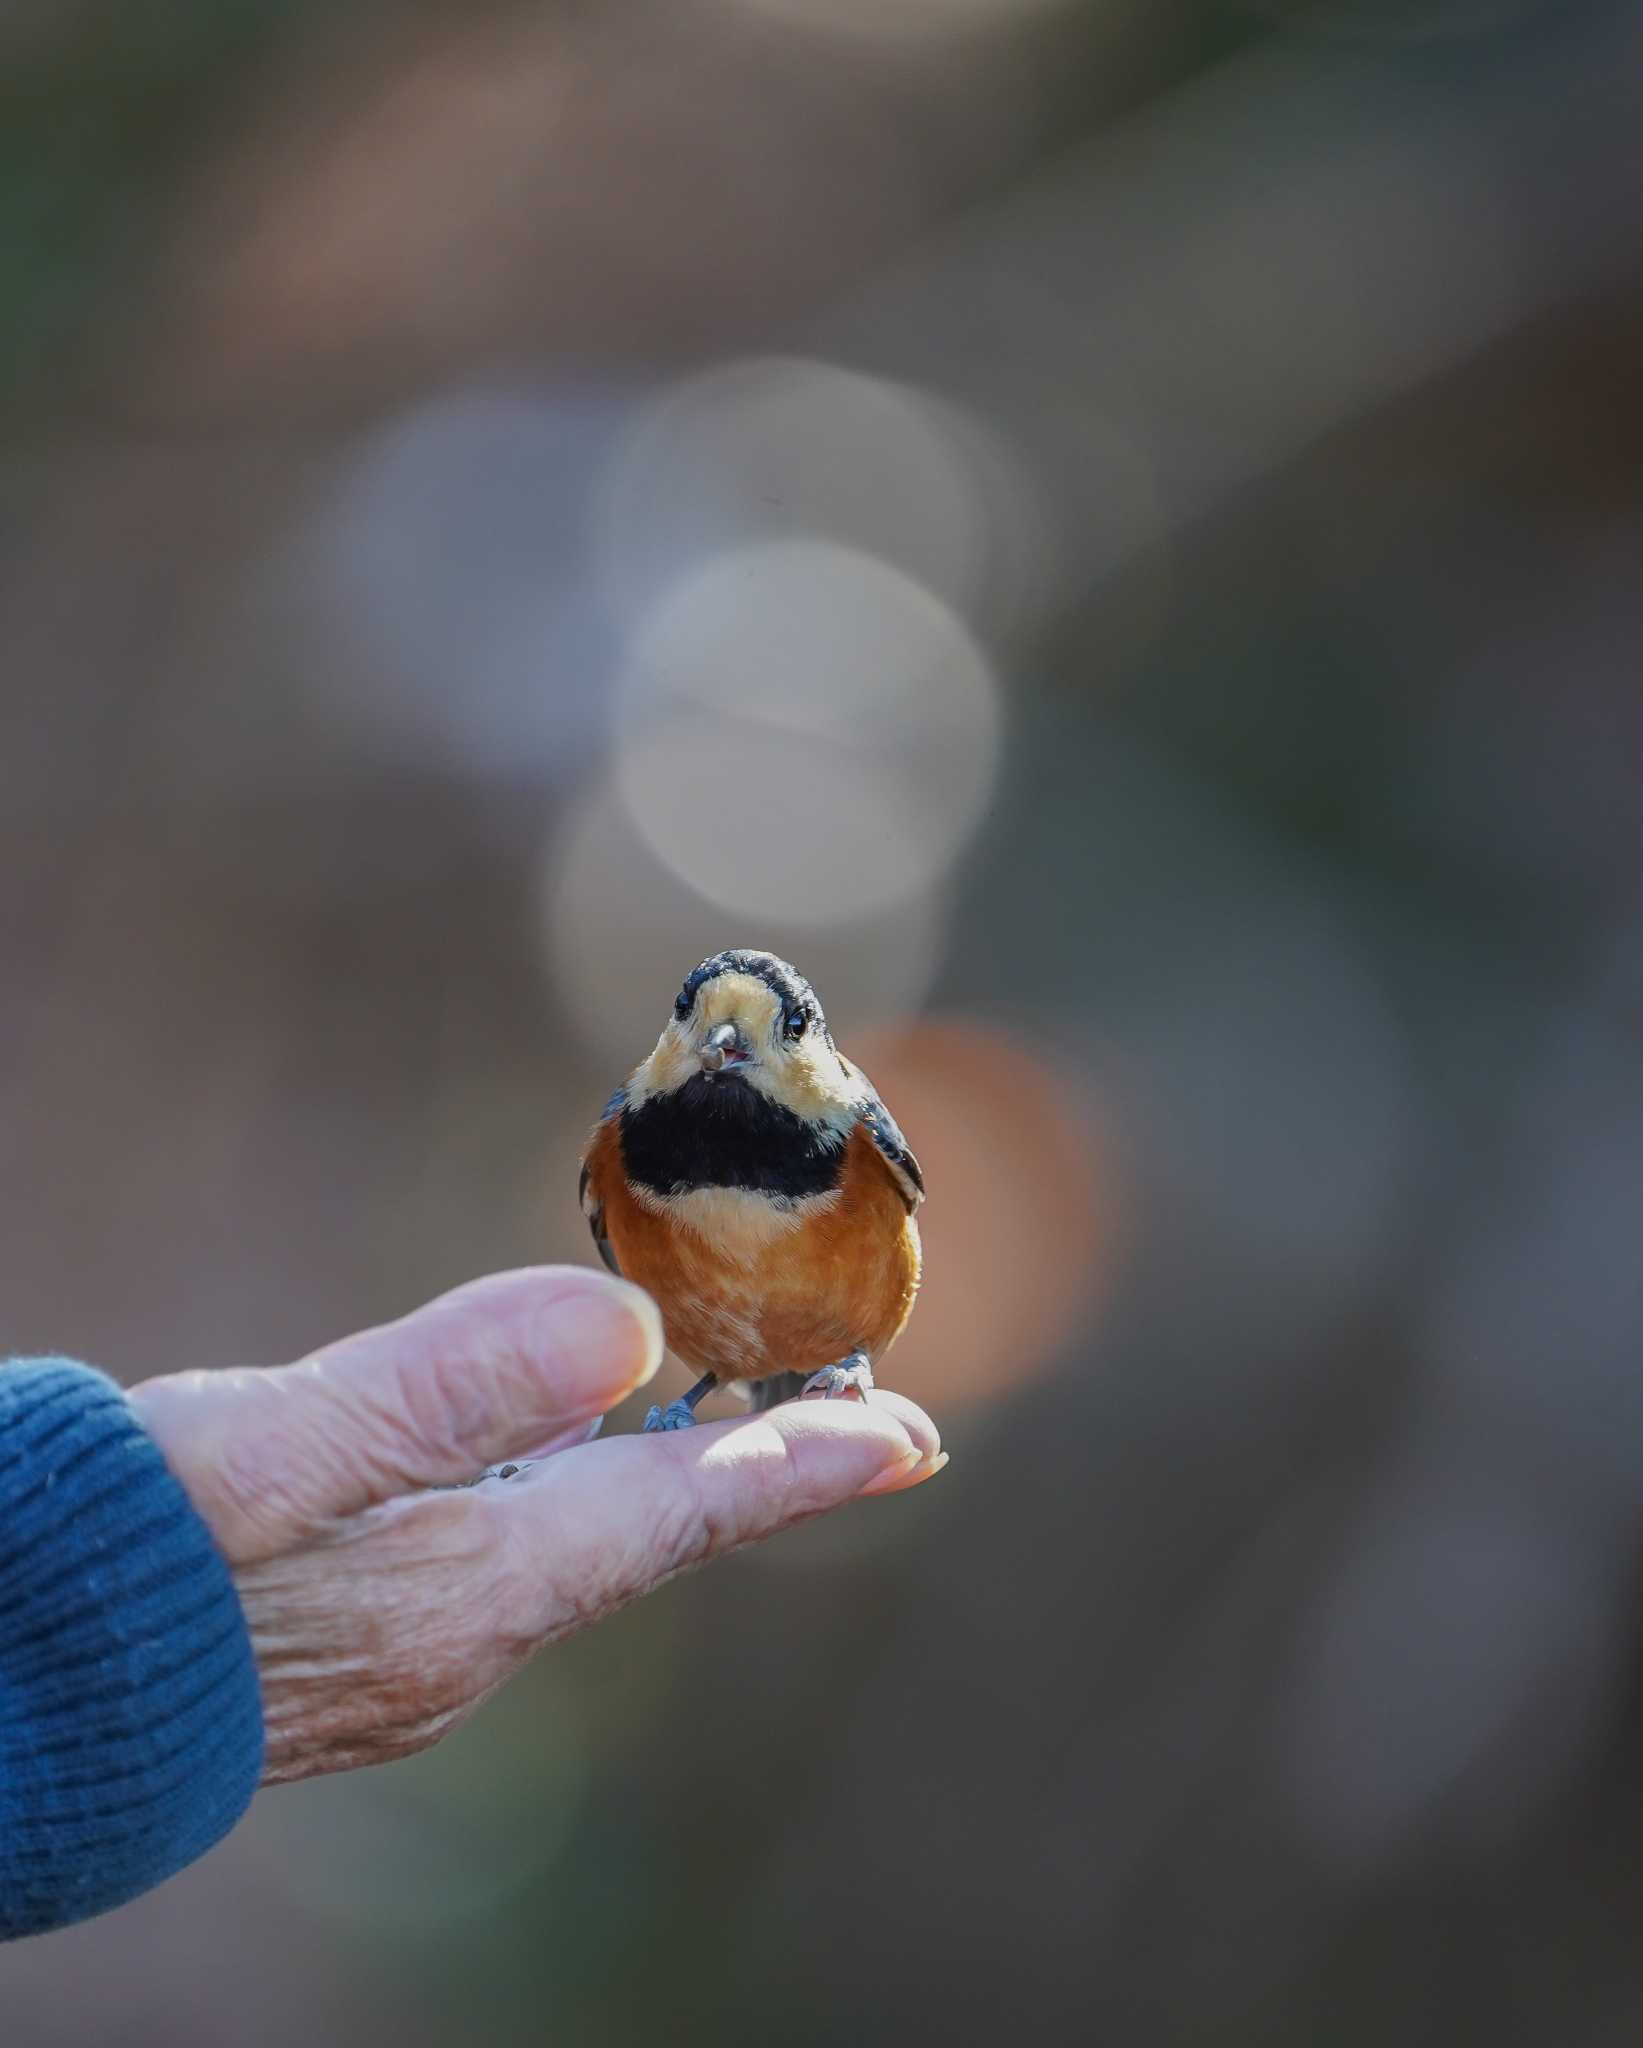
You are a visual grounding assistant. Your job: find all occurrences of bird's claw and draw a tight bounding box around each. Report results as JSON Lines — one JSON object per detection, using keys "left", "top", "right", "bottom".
{"left": 643, "top": 1399, "right": 700, "bottom": 1432}
{"left": 800, "top": 1354, "right": 874, "bottom": 1403}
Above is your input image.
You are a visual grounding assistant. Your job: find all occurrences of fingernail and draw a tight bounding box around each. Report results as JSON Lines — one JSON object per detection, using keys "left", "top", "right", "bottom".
{"left": 551, "top": 1278, "right": 663, "bottom": 1398}
{"left": 857, "top": 1448, "right": 948, "bottom": 1498}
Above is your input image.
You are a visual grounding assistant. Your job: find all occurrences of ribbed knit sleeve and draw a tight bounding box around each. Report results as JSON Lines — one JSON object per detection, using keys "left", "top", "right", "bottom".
{"left": 0, "top": 1358, "right": 264, "bottom": 1940}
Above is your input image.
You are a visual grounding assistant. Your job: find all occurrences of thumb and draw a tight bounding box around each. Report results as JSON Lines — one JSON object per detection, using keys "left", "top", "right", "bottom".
{"left": 130, "top": 1268, "right": 662, "bottom": 1565}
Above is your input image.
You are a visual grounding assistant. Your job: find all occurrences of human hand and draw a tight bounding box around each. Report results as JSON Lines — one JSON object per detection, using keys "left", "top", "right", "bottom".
{"left": 127, "top": 1270, "right": 944, "bottom": 1784}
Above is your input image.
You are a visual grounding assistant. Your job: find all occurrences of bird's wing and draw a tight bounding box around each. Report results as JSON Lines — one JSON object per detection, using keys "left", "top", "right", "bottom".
{"left": 579, "top": 1088, "right": 627, "bottom": 1277}
{"left": 847, "top": 1067, "right": 925, "bottom": 1213}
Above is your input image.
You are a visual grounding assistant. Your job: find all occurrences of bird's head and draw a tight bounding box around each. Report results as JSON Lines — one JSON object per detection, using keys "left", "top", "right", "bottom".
{"left": 628, "top": 950, "right": 854, "bottom": 1126}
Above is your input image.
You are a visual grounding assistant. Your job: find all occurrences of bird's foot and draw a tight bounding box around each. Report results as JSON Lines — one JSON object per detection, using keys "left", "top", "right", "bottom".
{"left": 800, "top": 1352, "right": 874, "bottom": 1403}
{"left": 643, "top": 1399, "right": 701, "bottom": 1432}
{"left": 642, "top": 1371, "right": 718, "bottom": 1433}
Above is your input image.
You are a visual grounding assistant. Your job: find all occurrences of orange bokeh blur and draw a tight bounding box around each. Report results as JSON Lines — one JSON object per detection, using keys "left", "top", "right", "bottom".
{"left": 851, "top": 1016, "right": 1114, "bottom": 1410}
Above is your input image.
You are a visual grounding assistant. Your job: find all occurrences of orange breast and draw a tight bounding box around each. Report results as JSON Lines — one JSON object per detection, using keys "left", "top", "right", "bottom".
{"left": 581, "top": 1119, "right": 920, "bottom": 1384}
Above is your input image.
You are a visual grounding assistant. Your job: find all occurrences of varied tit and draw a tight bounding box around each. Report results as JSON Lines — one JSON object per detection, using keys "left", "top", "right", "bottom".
{"left": 578, "top": 950, "right": 924, "bottom": 1432}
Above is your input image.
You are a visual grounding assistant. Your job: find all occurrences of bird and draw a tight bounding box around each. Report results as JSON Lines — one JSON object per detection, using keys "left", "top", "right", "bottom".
{"left": 578, "top": 949, "right": 924, "bottom": 1432}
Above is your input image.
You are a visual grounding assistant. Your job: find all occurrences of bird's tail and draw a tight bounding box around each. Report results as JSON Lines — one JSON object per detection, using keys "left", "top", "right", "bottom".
{"left": 746, "top": 1371, "right": 808, "bottom": 1413}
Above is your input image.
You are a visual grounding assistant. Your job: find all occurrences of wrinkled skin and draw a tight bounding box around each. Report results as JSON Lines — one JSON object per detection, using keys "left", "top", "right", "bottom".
{"left": 129, "top": 1268, "right": 944, "bottom": 1783}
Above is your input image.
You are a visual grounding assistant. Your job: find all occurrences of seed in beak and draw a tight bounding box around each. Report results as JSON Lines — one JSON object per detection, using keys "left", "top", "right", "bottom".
{"left": 700, "top": 1022, "right": 744, "bottom": 1073}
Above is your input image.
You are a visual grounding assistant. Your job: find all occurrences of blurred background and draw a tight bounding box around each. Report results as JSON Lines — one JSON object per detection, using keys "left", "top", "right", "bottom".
{"left": 4, "top": 0, "right": 1643, "bottom": 2040}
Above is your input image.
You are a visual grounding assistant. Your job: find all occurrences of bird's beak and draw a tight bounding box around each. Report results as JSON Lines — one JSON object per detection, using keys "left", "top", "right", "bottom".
{"left": 698, "top": 1020, "right": 750, "bottom": 1074}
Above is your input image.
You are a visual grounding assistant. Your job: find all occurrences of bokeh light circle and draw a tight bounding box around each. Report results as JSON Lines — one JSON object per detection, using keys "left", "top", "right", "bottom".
{"left": 596, "top": 354, "right": 1046, "bottom": 633}
{"left": 290, "top": 386, "right": 621, "bottom": 780}
{"left": 612, "top": 539, "right": 1002, "bottom": 923}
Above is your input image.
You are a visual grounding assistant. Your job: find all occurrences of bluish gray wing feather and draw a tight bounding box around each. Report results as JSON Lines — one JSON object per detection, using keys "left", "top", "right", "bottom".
{"left": 856, "top": 1090, "right": 925, "bottom": 1212}
{"left": 579, "top": 1087, "right": 627, "bottom": 1276}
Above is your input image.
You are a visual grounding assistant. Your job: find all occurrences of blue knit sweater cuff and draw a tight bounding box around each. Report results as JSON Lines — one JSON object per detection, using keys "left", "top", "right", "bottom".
{"left": 0, "top": 1358, "right": 265, "bottom": 1940}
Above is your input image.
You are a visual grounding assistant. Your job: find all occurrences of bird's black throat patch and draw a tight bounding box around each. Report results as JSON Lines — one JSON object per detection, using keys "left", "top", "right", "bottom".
{"left": 620, "top": 1074, "right": 844, "bottom": 1200}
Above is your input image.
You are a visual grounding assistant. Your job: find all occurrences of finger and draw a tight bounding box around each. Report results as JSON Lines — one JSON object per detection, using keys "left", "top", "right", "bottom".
{"left": 492, "top": 1392, "right": 940, "bottom": 1492}
{"left": 131, "top": 1268, "right": 662, "bottom": 1565}
{"left": 492, "top": 1396, "right": 946, "bottom": 1639}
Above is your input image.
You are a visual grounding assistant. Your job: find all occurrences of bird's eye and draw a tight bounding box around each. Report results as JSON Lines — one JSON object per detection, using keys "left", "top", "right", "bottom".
{"left": 784, "top": 1008, "right": 808, "bottom": 1040}
{"left": 674, "top": 991, "right": 692, "bottom": 1021}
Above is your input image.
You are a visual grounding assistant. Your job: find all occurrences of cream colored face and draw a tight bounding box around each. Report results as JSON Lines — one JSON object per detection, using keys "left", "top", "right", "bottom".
{"left": 629, "top": 969, "right": 856, "bottom": 1125}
